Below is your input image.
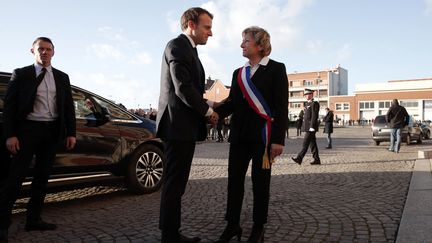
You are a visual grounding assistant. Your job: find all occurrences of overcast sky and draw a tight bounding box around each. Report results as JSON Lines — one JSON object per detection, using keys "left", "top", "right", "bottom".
{"left": 1, "top": 0, "right": 431, "bottom": 109}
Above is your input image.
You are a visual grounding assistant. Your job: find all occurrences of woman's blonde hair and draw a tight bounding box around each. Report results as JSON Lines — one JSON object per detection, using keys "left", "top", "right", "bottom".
{"left": 242, "top": 26, "right": 272, "bottom": 56}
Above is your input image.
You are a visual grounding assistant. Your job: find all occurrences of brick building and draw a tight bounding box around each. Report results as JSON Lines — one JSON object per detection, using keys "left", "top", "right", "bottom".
{"left": 288, "top": 65, "right": 348, "bottom": 119}
{"left": 328, "top": 78, "right": 432, "bottom": 122}
{"left": 203, "top": 77, "right": 230, "bottom": 102}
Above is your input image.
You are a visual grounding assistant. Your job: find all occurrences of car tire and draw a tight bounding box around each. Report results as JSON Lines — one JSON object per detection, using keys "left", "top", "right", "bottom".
{"left": 426, "top": 131, "right": 430, "bottom": 140}
{"left": 374, "top": 141, "right": 380, "bottom": 146}
{"left": 406, "top": 134, "right": 411, "bottom": 145}
{"left": 125, "top": 144, "right": 164, "bottom": 194}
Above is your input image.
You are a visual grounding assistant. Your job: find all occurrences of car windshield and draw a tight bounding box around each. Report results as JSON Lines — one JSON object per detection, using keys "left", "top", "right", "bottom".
{"left": 374, "top": 116, "right": 387, "bottom": 125}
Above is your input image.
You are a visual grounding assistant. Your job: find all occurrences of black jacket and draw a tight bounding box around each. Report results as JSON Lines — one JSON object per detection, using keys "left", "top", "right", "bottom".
{"left": 301, "top": 99, "right": 320, "bottom": 132}
{"left": 323, "top": 111, "right": 334, "bottom": 134}
{"left": 3, "top": 65, "right": 76, "bottom": 140}
{"left": 156, "top": 34, "right": 209, "bottom": 142}
{"left": 216, "top": 59, "right": 288, "bottom": 145}
{"left": 386, "top": 104, "right": 409, "bottom": 128}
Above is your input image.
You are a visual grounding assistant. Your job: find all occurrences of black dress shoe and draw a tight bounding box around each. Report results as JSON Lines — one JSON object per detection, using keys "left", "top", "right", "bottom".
{"left": 0, "top": 229, "right": 8, "bottom": 243}
{"left": 291, "top": 157, "right": 302, "bottom": 165}
{"left": 25, "top": 219, "right": 57, "bottom": 231}
{"left": 325, "top": 146, "right": 332, "bottom": 149}
{"left": 310, "top": 160, "right": 321, "bottom": 165}
{"left": 247, "top": 224, "right": 264, "bottom": 243}
{"left": 179, "top": 233, "right": 201, "bottom": 243}
{"left": 215, "top": 224, "right": 242, "bottom": 242}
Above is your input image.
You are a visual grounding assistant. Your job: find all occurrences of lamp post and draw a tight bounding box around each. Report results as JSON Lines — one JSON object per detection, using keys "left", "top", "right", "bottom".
{"left": 316, "top": 72, "right": 322, "bottom": 103}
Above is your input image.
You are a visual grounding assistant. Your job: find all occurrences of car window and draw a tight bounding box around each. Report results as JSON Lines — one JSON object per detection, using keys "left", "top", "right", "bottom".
{"left": 92, "top": 96, "right": 136, "bottom": 121}
{"left": 72, "top": 89, "right": 101, "bottom": 120}
{"left": 374, "top": 116, "right": 386, "bottom": 125}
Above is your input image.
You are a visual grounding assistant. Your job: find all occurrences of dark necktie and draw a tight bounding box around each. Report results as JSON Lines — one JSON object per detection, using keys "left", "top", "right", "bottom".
{"left": 36, "top": 67, "right": 47, "bottom": 86}
{"left": 193, "top": 47, "right": 198, "bottom": 57}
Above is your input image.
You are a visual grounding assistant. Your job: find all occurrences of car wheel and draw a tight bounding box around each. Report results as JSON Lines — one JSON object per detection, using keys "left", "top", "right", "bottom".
{"left": 125, "top": 144, "right": 164, "bottom": 194}
{"left": 406, "top": 134, "right": 411, "bottom": 145}
{"left": 374, "top": 141, "right": 380, "bottom": 146}
{"left": 426, "top": 131, "right": 430, "bottom": 140}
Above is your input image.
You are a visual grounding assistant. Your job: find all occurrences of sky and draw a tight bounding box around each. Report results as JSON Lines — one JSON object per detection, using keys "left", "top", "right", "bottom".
{"left": 1, "top": 0, "right": 432, "bottom": 109}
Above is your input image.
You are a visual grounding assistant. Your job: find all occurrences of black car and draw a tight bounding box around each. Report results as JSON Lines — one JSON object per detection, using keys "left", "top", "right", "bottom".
{"left": 371, "top": 115, "right": 422, "bottom": 146}
{"left": 0, "top": 71, "right": 164, "bottom": 194}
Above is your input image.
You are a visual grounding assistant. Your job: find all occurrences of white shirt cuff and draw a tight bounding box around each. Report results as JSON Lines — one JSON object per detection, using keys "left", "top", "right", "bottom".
{"left": 205, "top": 107, "right": 214, "bottom": 116}
{"left": 206, "top": 100, "right": 214, "bottom": 107}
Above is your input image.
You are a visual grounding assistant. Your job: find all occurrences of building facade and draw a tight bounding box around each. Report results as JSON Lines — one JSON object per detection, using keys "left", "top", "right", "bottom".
{"left": 329, "top": 78, "right": 432, "bottom": 122}
{"left": 288, "top": 65, "right": 348, "bottom": 119}
{"left": 203, "top": 77, "right": 230, "bottom": 102}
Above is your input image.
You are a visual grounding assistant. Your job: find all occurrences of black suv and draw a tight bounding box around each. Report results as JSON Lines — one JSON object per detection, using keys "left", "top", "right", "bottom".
{"left": 0, "top": 71, "right": 164, "bottom": 194}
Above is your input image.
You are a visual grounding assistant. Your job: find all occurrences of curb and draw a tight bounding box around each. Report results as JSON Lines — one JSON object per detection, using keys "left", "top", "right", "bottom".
{"left": 396, "top": 158, "right": 432, "bottom": 242}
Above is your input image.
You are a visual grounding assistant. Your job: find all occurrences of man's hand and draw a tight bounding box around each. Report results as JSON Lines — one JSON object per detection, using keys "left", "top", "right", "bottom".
{"left": 207, "top": 111, "right": 219, "bottom": 125}
{"left": 270, "top": 143, "right": 284, "bottom": 160}
{"left": 6, "top": 137, "right": 20, "bottom": 155}
{"left": 66, "top": 136, "right": 76, "bottom": 150}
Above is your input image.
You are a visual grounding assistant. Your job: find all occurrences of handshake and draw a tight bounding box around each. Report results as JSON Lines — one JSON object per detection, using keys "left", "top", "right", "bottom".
{"left": 207, "top": 111, "right": 219, "bottom": 125}
{"left": 206, "top": 101, "right": 221, "bottom": 125}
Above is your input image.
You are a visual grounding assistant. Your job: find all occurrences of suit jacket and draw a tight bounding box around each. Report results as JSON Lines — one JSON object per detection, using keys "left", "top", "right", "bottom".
{"left": 156, "top": 34, "right": 209, "bottom": 142}
{"left": 3, "top": 65, "right": 76, "bottom": 140}
{"left": 216, "top": 59, "right": 288, "bottom": 145}
{"left": 301, "top": 99, "right": 320, "bottom": 132}
{"left": 323, "top": 111, "right": 334, "bottom": 134}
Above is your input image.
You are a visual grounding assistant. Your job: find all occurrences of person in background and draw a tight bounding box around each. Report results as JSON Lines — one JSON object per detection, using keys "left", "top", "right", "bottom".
{"left": 0, "top": 37, "right": 76, "bottom": 242}
{"left": 291, "top": 88, "right": 321, "bottom": 165}
{"left": 323, "top": 107, "right": 334, "bottom": 149}
{"left": 156, "top": 7, "right": 218, "bottom": 243}
{"left": 386, "top": 99, "right": 409, "bottom": 153}
{"left": 214, "top": 26, "right": 288, "bottom": 243}
{"left": 296, "top": 109, "right": 304, "bottom": 136}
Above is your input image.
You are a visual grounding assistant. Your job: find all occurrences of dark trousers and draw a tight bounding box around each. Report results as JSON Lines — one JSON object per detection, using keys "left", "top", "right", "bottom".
{"left": 297, "top": 131, "right": 320, "bottom": 162}
{"left": 0, "top": 120, "right": 58, "bottom": 229}
{"left": 159, "top": 140, "right": 195, "bottom": 242}
{"left": 225, "top": 143, "right": 271, "bottom": 226}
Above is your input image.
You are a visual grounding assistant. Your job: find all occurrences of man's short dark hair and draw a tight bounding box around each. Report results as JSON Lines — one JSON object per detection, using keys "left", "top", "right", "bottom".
{"left": 33, "top": 37, "right": 54, "bottom": 49}
{"left": 180, "top": 7, "right": 213, "bottom": 31}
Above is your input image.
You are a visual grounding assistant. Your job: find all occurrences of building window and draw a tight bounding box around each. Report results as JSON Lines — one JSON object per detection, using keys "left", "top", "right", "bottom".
{"left": 400, "top": 101, "right": 418, "bottom": 108}
{"left": 379, "top": 101, "right": 391, "bottom": 108}
{"left": 343, "top": 103, "right": 350, "bottom": 110}
{"left": 303, "top": 80, "right": 313, "bottom": 86}
{"left": 336, "top": 103, "right": 350, "bottom": 111}
{"left": 360, "top": 101, "right": 374, "bottom": 109}
{"left": 292, "top": 103, "right": 302, "bottom": 108}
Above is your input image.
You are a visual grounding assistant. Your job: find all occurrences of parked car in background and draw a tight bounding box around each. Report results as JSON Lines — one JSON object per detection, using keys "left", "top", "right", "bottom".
{"left": 371, "top": 115, "right": 422, "bottom": 146}
{"left": 0, "top": 71, "right": 164, "bottom": 195}
{"left": 420, "top": 122, "right": 431, "bottom": 139}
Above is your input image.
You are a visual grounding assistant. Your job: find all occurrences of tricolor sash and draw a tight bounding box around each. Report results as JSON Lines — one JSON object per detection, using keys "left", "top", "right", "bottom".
{"left": 237, "top": 66, "right": 274, "bottom": 169}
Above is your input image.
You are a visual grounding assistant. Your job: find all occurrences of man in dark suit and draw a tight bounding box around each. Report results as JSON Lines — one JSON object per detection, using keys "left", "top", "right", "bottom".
{"left": 0, "top": 37, "right": 76, "bottom": 242}
{"left": 156, "top": 7, "right": 218, "bottom": 243}
{"left": 214, "top": 26, "right": 288, "bottom": 243}
{"left": 292, "top": 88, "right": 321, "bottom": 165}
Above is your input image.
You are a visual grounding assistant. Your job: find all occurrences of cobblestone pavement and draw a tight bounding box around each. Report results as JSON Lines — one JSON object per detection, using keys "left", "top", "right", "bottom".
{"left": 8, "top": 126, "right": 431, "bottom": 242}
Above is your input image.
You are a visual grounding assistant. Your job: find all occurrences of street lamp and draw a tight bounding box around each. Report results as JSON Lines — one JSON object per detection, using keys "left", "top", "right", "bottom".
{"left": 316, "top": 72, "right": 322, "bottom": 103}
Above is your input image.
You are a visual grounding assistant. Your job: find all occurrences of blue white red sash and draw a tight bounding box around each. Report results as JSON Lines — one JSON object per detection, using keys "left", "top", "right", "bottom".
{"left": 237, "top": 66, "right": 273, "bottom": 169}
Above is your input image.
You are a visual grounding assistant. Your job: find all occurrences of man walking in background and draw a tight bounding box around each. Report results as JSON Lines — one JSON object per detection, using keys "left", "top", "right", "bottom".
{"left": 386, "top": 99, "right": 409, "bottom": 153}
{"left": 292, "top": 88, "right": 321, "bottom": 165}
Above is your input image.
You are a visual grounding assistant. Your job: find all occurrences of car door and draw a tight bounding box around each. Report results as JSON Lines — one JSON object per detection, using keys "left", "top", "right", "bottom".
{"left": 54, "top": 88, "right": 122, "bottom": 171}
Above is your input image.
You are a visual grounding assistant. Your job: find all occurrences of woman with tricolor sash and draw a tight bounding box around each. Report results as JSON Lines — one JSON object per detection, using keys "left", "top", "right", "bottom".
{"left": 214, "top": 26, "right": 288, "bottom": 243}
